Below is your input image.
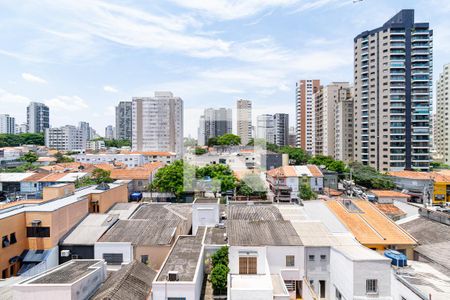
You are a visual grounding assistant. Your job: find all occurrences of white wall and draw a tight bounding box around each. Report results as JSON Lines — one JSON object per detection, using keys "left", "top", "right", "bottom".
{"left": 14, "top": 285, "right": 72, "bottom": 300}
{"left": 305, "top": 247, "right": 330, "bottom": 299}
{"left": 192, "top": 203, "right": 219, "bottom": 235}
{"left": 266, "top": 246, "right": 304, "bottom": 280}
{"left": 94, "top": 242, "right": 133, "bottom": 266}
{"left": 353, "top": 261, "right": 391, "bottom": 298}
{"left": 229, "top": 246, "right": 267, "bottom": 275}
{"left": 330, "top": 247, "right": 354, "bottom": 300}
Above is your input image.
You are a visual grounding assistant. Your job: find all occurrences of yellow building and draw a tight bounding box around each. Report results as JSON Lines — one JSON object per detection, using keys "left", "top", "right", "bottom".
{"left": 0, "top": 182, "right": 128, "bottom": 279}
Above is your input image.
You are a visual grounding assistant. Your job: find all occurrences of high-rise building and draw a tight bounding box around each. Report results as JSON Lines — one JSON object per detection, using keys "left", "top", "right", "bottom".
{"left": 105, "top": 125, "right": 115, "bottom": 140}
{"left": 354, "top": 9, "right": 432, "bottom": 171}
{"left": 296, "top": 80, "right": 321, "bottom": 154}
{"left": 0, "top": 114, "right": 15, "bottom": 134}
{"left": 288, "top": 126, "right": 296, "bottom": 147}
{"left": 27, "top": 102, "right": 49, "bottom": 133}
{"left": 115, "top": 101, "right": 132, "bottom": 141}
{"left": 335, "top": 87, "right": 354, "bottom": 163}
{"left": 78, "top": 121, "right": 91, "bottom": 149}
{"left": 315, "top": 82, "right": 351, "bottom": 157}
{"left": 256, "top": 114, "right": 274, "bottom": 144}
{"left": 132, "top": 92, "right": 183, "bottom": 156}
{"left": 45, "top": 125, "right": 84, "bottom": 151}
{"left": 198, "top": 108, "right": 232, "bottom": 146}
{"left": 15, "top": 123, "right": 28, "bottom": 134}
{"left": 435, "top": 64, "right": 450, "bottom": 164}
{"left": 236, "top": 99, "right": 252, "bottom": 146}
{"left": 273, "top": 113, "right": 289, "bottom": 147}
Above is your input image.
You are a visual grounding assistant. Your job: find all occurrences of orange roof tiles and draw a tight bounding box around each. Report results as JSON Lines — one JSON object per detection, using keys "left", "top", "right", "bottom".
{"left": 307, "top": 165, "right": 323, "bottom": 177}
{"left": 375, "top": 204, "right": 407, "bottom": 218}
{"left": 21, "top": 173, "right": 51, "bottom": 182}
{"left": 326, "top": 200, "right": 416, "bottom": 246}
{"left": 370, "top": 190, "right": 411, "bottom": 198}
{"left": 388, "top": 170, "right": 450, "bottom": 182}
{"left": 37, "top": 157, "right": 57, "bottom": 162}
{"left": 38, "top": 173, "right": 67, "bottom": 182}
{"left": 110, "top": 162, "right": 163, "bottom": 180}
{"left": 266, "top": 166, "right": 296, "bottom": 178}
{"left": 39, "top": 162, "right": 95, "bottom": 173}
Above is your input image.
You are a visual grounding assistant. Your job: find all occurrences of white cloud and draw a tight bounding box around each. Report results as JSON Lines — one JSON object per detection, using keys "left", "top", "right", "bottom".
{"left": 0, "top": 88, "right": 30, "bottom": 105}
{"left": 45, "top": 95, "right": 89, "bottom": 111}
{"left": 21, "top": 73, "right": 47, "bottom": 84}
{"left": 103, "top": 85, "right": 118, "bottom": 93}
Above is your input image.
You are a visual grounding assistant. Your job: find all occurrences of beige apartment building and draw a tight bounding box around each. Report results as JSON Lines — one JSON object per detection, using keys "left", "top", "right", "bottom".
{"left": 335, "top": 87, "right": 354, "bottom": 163}
{"left": 353, "top": 9, "right": 432, "bottom": 171}
{"left": 315, "top": 82, "right": 351, "bottom": 158}
{"left": 435, "top": 64, "right": 450, "bottom": 164}
{"left": 236, "top": 99, "right": 252, "bottom": 146}
{"left": 296, "top": 79, "right": 321, "bottom": 154}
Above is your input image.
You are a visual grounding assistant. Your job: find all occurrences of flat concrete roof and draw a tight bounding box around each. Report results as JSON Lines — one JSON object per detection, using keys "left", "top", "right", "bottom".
{"left": 332, "top": 245, "right": 390, "bottom": 261}
{"left": 18, "top": 260, "right": 103, "bottom": 285}
{"left": 204, "top": 226, "right": 227, "bottom": 245}
{"left": 194, "top": 198, "right": 220, "bottom": 204}
{"left": 302, "top": 200, "right": 350, "bottom": 234}
{"left": 107, "top": 202, "right": 140, "bottom": 220}
{"left": 62, "top": 214, "right": 119, "bottom": 245}
{"left": 156, "top": 227, "right": 205, "bottom": 282}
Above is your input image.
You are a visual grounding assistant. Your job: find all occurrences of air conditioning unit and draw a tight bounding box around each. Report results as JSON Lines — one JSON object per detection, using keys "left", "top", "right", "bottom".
{"left": 168, "top": 271, "right": 179, "bottom": 281}
{"left": 60, "top": 250, "right": 70, "bottom": 257}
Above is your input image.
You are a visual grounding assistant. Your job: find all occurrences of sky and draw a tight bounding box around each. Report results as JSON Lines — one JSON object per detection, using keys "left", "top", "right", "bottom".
{"left": 1, "top": 0, "right": 449, "bottom": 138}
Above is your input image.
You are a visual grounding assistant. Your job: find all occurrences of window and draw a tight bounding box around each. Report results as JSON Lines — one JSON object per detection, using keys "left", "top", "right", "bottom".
{"left": 308, "top": 255, "right": 315, "bottom": 261}
{"left": 10, "top": 233, "right": 17, "bottom": 245}
{"left": 239, "top": 256, "right": 257, "bottom": 274}
{"left": 286, "top": 255, "right": 295, "bottom": 267}
{"left": 2, "top": 236, "right": 9, "bottom": 248}
{"left": 320, "top": 254, "right": 327, "bottom": 261}
{"left": 103, "top": 253, "right": 123, "bottom": 265}
{"left": 26, "top": 227, "right": 50, "bottom": 238}
{"left": 366, "top": 279, "right": 378, "bottom": 294}
{"left": 141, "top": 255, "right": 149, "bottom": 264}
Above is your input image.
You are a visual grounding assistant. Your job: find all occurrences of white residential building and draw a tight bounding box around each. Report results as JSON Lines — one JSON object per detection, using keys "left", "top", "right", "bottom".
{"left": 27, "top": 102, "right": 49, "bottom": 134}
{"left": 45, "top": 125, "right": 84, "bottom": 151}
{"left": 256, "top": 114, "right": 275, "bottom": 144}
{"left": 296, "top": 80, "right": 320, "bottom": 154}
{"left": 132, "top": 92, "right": 183, "bottom": 157}
{"left": 104, "top": 125, "right": 115, "bottom": 140}
{"left": 237, "top": 99, "right": 252, "bottom": 146}
{"left": 0, "top": 114, "right": 15, "bottom": 134}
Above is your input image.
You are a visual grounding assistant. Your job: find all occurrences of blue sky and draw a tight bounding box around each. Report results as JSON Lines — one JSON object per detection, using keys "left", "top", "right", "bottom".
{"left": 1, "top": 0, "right": 449, "bottom": 137}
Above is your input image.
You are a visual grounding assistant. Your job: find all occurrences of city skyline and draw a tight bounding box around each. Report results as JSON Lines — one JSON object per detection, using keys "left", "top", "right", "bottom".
{"left": 1, "top": 1, "right": 449, "bottom": 137}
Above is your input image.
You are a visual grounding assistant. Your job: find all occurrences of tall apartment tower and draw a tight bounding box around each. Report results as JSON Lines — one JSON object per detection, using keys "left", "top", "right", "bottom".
{"left": 0, "top": 114, "right": 16, "bottom": 134}
{"left": 273, "top": 113, "right": 289, "bottom": 147}
{"left": 288, "top": 126, "right": 296, "bottom": 147}
{"left": 198, "top": 108, "right": 232, "bottom": 146}
{"left": 354, "top": 9, "right": 432, "bottom": 171}
{"left": 27, "top": 102, "right": 49, "bottom": 133}
{"left": 296, "top": 80, "right": 321, "bottom": 154}
{"left": 236, "top": 99, "right": 252, "bottom": 146}
{"left": 256, "top": 114, "right": 275, "bottom": 144}
{"left": 335, "top": 88, "right": 354, "bottom": 163}
{"left": 435, "top": 64, "right": 450, "bottom": 164}
{"left": 115, "top": 101, "right": 132, "bottom": 141}
{"left": 315, "top": 82, "right": 351, "bottom": 157}
{"left": 132, "top": 92, "right": 183, "bottom": 156}
{"left": 105, "top": 125, "right": 115, "bottom": 140}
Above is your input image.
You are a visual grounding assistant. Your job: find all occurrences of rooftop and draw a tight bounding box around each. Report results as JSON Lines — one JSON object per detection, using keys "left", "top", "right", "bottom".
{"left": 371, "top": 190, "right": 411, "bottom": 198}
{"left": 332, "top": 245, "right": 390, "bottom": 261}
{"left": 326, "top": 200, "right": 416, "bottom": 245}
{"left": 194, "top": 197, "right": 220, "bottom": 204}
{"left": 62, "top": 214, "right": 119, "bottom": 245}
{"left": 156, "top": 227, "right": 205, "bottom": 282}
{"left": 374, "top": 204, "right": 407, "bottom": 219}
{"left": 0, "top": 183, "right": 123, "bottom": 220}
{"left": 388, "top": 170, "right": 450, "bottom": 182}
{"left": 204, "top": 226, "right": 227, "bottom": 245}
{"left": 266, "top": 165, "right": 323, "bottom": 178}
{"left": 289, "top": 220, "right": 357, "bottom": 247}
{"left": 98, "top": 219, "right": 179, "bottom": 245}
{"left": 302, "top": 200, "right": 350, "bottom": 234}
{"left": 414, "top": 242, "right": 450, "bottom": 270}
{"left": 19, "top": 260, "right": 103, "bottom": 285}
{"left": 110, "top": 162, "right": 163, "bottom": 180}
{"left": 91, "top": 260, "right": 156, "bottom": 300}
{"left": 400, "top": 216, "right": 450, "bottom": 245}
{"left": 131, "top": 203, "right": 192, "bottom": 221}
{"left": 228, "top": 220, "right": 302, "bottom": 246}
{"left": 228, "top": 204, "right": 284, "bottom": 221}
{"left": 107, "top": 202, "right": 140, "bottom": 220}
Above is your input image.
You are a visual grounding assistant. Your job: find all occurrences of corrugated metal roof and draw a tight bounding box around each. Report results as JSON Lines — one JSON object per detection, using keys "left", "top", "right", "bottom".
{"left": 228, "top": 204, "right": 284, "bottom": 221}
{"left": 62, "top": 214, "right": 119, "bottom": 245}
{"left": 0, "top": 173, "right": 34, "bottom": 182}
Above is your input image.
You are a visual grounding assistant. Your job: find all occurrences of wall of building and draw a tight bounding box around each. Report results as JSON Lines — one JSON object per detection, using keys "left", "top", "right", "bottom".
{"left": 305, "top": 246, "right": 330, "bottom": 299}
{"left": 0, "top": 212, "right": 27, "bottom": 278}
{"left": 229, "top": 246, "right": 267, "bottom": 275}
{"left": 266, "top": 246, "right": 304, "bottom": 280}
{"left": 92, "top": 184, "right": 128, "bottom": 213}
{"left": 14, "top": 285, "right": 72, "bottom": 300}
{"left": 192, "top": 203, "right": 219, "bottom": 235}
{"left": 330, "top": 248, "right": 354, "bottom": 300}
{"left": 134, "top": 245, "right": 172, "bottom": 271}
{"left": 94, "top": 242, "right": 133, "bottom": 265}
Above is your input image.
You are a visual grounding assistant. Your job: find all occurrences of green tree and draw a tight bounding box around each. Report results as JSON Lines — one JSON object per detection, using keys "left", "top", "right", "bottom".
{"left": 194, "top": 147, "right": 207, "bottom": 155}
{"left": 237, "top": 174, "right": 267, "bottom": 197}
{"left": 349, "top": 162, "right": 395, "bottom": 189}
{"left": 211, "top": 246, "right": 229, "bottom": 267}
{"left": 207, "top": 137, "right": 218, "bottom": 147}
{"left": 21, "top": 151, "right": 38, "bottom": 163}
{"left": 0, "top": 133, "right": 44, "bottom": 147}
{"left": 278, "top": 146, "right": 310, "bottom": 165}
{"left": 308, "top": 155, "right": 348, "bottom": 173}
{"left": 104, "top": 139, "right": 131, "bottom": 148}
{"left": 184, "top": 137, "right": 197, "bottom": 147}
{"left": 215, "top": 134, "right": 241, "bottom": 146}
{"left": 210, "top": 264, "right": 229, "bottom": 295}
{"left": 92, "top": 168, "right": 113, "bottom": 184}
{"left": 196, "top": 164, "right": 236, "bottom": 192}
{"left": 150, "top": 160, "right": 196, "bottom": 199}
{"left": 75, "top": 176, "right": 96, "bottom": 188}
{"left": 299, "top": 182, "right": 316, "bottom": 200}
{"left": 54, "top": 151, "right": 74, "bottom": 163}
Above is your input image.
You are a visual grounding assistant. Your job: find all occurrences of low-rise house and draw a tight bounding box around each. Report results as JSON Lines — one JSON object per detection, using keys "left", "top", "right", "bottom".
{"left": 73, "top": 153, "right": 145, "bottom": 168}
{"left": 326, "top": 199, "right": 417, "bottom": 258}
{"left": 94, "top": 203, "right": 192, "bottom": 270}
{"left": 266, "top": 165, "right": 324, "bottom": 202}
{"left": 152, "top": 227, "right": 206, "bottom": 300}
{"left": 109, "top": 162, "right": 163, "bottom": 192}
{"left": 12, "top": 259, "right": 107, "bottom": 300}
{"left": 0, "top": 182, "right": 128, "bottom": 279}
{"left": 91, "top": 260, "right": 156, "bottom": 300}
{"left": 370, "top": 190, "right": 411, "bottom": 204}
